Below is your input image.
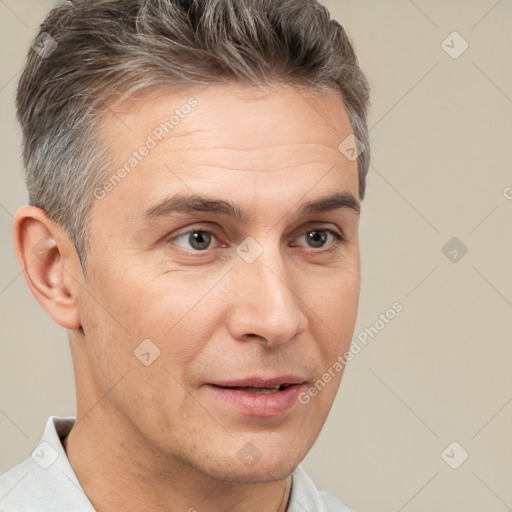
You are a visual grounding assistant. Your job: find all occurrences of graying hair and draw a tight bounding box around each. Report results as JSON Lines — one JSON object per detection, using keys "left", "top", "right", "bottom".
{"left": 16, "top": 0, "right": 371, "bottom": 269}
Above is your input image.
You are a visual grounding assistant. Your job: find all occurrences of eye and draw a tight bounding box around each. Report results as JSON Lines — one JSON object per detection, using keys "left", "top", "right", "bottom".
{"left": 172, "top": 230, "right": 218, "bottom": 251}
{"left": 295, "top": 228, "right": 344, "bottom": 249}
{"left": 168, "top": 226, "right": 345, "bottom": 253}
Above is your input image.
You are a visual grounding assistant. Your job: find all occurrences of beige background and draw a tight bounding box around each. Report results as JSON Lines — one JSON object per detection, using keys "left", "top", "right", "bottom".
{"left": 1, "top": 1, "right": 511, "bottom": 511}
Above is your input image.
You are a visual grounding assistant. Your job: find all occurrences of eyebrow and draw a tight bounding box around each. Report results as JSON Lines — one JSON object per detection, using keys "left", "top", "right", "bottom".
{"left": 143, "top": 190, "right": 360, "bottom": 222}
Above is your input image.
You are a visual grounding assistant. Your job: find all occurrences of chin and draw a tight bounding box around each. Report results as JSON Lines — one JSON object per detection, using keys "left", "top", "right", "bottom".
{"left": 205, "top": 456, "right": 300, "bottom": 484}
{"left": 188, "top": 433, "right": 312, "bottom": 485}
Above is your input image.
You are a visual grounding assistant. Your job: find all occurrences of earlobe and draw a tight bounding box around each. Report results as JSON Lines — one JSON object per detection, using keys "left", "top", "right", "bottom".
{"left": 13, "top": 205, "right": 83, "bottom": 330}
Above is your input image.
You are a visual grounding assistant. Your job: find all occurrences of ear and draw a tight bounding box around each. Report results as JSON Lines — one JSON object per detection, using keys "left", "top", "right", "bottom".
{"left": 13, "top": 205, "right": 83, "bottom": 330}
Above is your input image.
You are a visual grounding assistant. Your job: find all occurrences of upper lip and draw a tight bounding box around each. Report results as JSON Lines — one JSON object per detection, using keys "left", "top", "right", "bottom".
{"left": 207, "top": 375, "right": 306, "bottom": 388}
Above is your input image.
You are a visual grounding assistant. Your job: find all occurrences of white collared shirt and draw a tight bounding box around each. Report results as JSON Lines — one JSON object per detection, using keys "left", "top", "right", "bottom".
{"left": 0, "top": 417, "right": 353, "bottom": 511}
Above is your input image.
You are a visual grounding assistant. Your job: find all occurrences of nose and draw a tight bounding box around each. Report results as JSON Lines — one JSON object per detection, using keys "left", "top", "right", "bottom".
{"left": 226, "top": 243, "right": 308, "bottom": 347}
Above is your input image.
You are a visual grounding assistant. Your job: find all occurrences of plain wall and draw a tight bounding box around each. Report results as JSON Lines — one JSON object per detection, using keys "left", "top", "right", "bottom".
{"left": 1, "top": 1, "right": 511, "bottom": 511}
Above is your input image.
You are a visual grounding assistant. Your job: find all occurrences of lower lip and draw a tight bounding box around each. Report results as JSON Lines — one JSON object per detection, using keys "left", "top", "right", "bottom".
{"left": 204, "top": 383, "right": 305, "bottom": 417}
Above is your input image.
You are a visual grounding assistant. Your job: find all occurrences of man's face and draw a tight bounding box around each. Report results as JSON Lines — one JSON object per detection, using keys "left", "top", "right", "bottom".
{"left": 78, "top": 83, "right": 361, "bottom": 483}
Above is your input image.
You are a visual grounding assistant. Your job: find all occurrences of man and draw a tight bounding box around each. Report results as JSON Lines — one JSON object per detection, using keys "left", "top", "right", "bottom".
{"left": 0, "top": 0, "right": 370, "bottom": 510}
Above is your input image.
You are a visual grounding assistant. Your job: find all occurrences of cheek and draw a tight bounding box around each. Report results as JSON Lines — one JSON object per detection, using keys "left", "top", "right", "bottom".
{"left": 77, "top": 272, "right": 209, "bottom": 421}
{"left": 306, "top": 272, "right": 360, "bottom": 332}
{"left": 301, "top": 274, "right": 360, "bottom": 388}
{"left": 77, "top": 264, "right": 156, "bottom": 380}
{"left": 91, "top": 268, "right": 222, "bottom": 379}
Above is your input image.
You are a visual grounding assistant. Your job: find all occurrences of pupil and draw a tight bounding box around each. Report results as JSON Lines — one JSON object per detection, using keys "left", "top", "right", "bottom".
{"left": 190, "top": 231, "right": 211, "bottom": 250}
{"left": 308, "top": 230, "right": 327, "bottom": 248}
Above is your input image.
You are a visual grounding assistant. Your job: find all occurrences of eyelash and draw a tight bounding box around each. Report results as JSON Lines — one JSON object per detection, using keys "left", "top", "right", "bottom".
{"left": 168, "top": 226, "right": 346, "bottom": 254}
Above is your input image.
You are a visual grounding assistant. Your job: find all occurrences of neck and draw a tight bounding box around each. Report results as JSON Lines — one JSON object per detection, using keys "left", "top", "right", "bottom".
{"left": 63, "top": 408, "right": 292, "bottom": 512}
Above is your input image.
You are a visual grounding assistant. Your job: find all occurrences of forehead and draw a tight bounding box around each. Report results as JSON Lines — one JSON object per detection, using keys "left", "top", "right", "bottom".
{"left": 102, "top": 82, "right": 353, "bottom": 158}
{"left": 106, "top": 81, "right": 348, "bottom": 120}
{"left": 96, "top": 82, "right": 358, "bottom": 218}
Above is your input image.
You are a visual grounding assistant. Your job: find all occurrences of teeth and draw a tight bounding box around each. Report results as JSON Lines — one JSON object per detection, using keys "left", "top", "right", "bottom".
{"left": 241, "top": 386, "right": 281, "bottom": 394}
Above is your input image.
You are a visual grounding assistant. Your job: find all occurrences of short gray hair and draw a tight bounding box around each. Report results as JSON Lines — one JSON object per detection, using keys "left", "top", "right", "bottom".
{"left": 16, "top": 0, "right": 370, "bottom": 268}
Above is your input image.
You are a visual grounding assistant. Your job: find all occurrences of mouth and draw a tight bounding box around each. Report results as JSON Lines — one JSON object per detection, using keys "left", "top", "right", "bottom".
{"left": 204, "top": 376, "right": 307, "bottom": 416}
{"left": 214, "top": 383, "right": 291, "bottom": 394}
{"left": 207, "top": 375, "right": 306, "bottom": 393}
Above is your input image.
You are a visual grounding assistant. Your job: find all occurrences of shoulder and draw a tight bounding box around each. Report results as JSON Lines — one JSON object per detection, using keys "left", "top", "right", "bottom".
{"left": 0, "top": 456, "right": 42, "bottom": 512}
{"left": 0, "top": 416, "right": 94, "bottom": 512}
{"left": 288, "top": 465, "right": 356, "bottom": 512}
